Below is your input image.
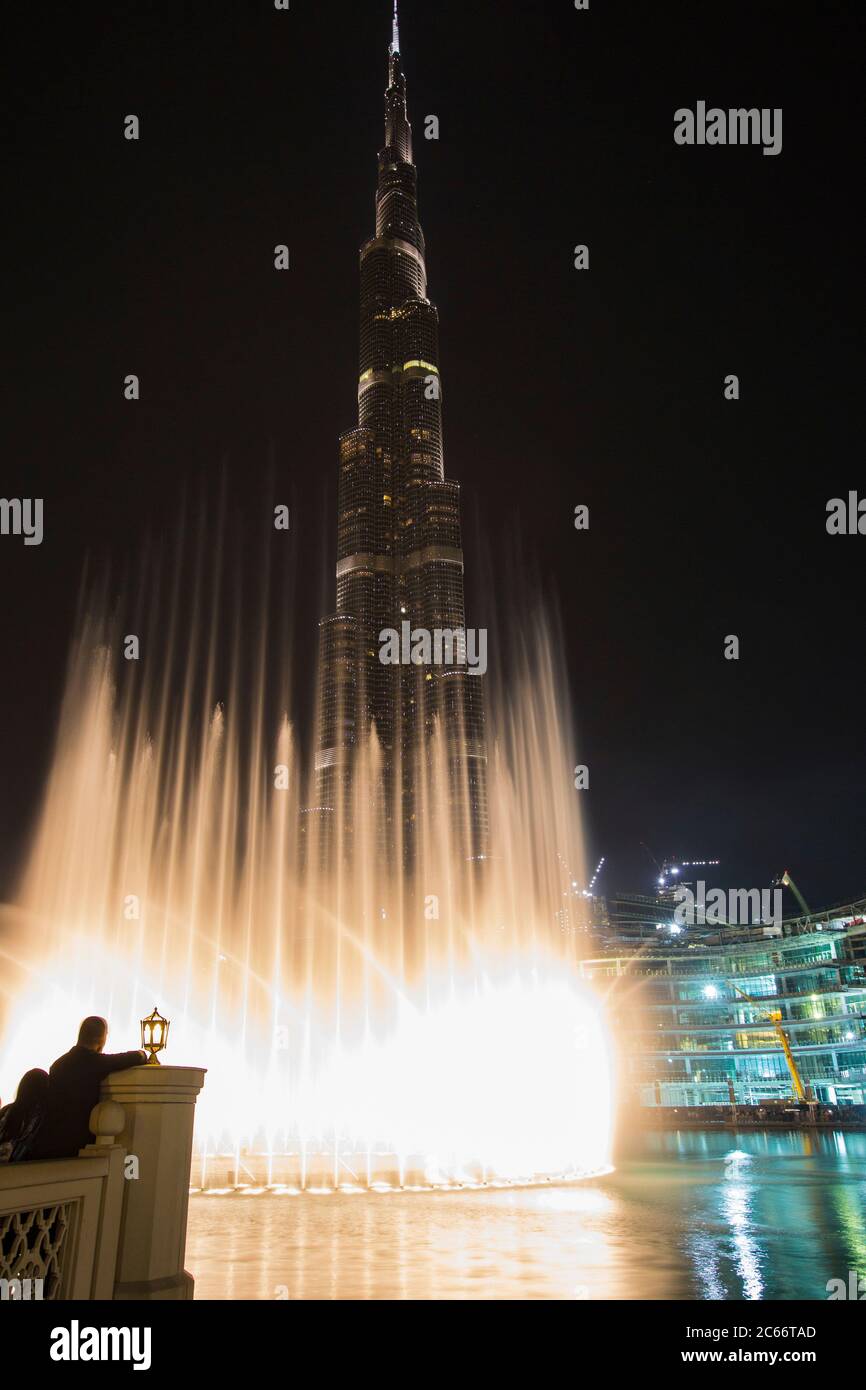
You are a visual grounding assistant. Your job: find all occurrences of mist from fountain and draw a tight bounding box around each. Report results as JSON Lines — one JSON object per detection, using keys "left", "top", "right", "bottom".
{"left": 0, "top": 532, "right": 612, "bottom": 1189}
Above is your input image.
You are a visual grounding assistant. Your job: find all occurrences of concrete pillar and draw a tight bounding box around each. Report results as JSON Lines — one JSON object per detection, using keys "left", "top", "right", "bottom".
{"left": 79, "top": 1100, "right": 128, "bottom": 1300}
{"left": 101, "top": 1065, "right": 206, "bottom": 1301}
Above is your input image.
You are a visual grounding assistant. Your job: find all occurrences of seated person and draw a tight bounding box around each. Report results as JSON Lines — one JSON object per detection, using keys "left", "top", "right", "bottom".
{"left": 0, "top": 1068, "right": 49, "bottom": 1162}
{"left": 31, "top": 1016, "right": 146, "bottom": 1160}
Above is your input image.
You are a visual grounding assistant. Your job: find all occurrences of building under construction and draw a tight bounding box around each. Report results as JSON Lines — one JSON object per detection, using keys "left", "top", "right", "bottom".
{"left": 581, "top": 895, "right": 866, "bottom": 1110}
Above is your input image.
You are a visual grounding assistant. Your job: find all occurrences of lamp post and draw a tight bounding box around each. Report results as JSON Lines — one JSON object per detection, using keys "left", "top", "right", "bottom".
{"left": 103, "top": 1018, "right": 206, "bottom": 1300}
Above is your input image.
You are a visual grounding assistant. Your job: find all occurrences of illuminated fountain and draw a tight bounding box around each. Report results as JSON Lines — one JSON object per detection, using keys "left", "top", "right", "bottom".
{"left": 0, "top": 547, "right": 612, "bottom": 1191}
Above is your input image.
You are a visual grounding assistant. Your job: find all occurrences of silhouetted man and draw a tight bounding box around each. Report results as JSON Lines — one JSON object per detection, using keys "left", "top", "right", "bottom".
{"left": 31, "top": 1016, "right": 146, "bottom": 1159}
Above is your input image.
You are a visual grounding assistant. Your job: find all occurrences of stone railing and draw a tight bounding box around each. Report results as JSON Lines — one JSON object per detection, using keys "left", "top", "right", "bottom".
{"left": 0, "top": 1099, "right": 126, "bottom": 1299}
{"left": 0, "top": 1064, "right": 205, "bottom": 1301}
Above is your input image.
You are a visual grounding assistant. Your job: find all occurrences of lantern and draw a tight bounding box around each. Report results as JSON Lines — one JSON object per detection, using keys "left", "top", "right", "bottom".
{"left": 140, "top": 1006, "right": 170, "bottom": 1066}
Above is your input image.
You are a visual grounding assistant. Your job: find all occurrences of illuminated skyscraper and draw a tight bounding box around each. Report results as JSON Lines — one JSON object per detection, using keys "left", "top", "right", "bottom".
{"left": 315, "top": 4, "right": 487, "bottom": 866}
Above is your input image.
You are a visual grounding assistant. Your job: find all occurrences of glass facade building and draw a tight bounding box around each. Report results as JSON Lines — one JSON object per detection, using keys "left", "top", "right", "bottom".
{"left": 581, "top": 899, "right": 866, "bottom": 1107}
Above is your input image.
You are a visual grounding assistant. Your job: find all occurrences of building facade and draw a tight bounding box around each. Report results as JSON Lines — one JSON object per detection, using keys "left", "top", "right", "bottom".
{"left": 314, "top": 5, "right": 486, "bottom": 867}
{"left": 581, "top": 898, "right": 866, "bottom": 1108}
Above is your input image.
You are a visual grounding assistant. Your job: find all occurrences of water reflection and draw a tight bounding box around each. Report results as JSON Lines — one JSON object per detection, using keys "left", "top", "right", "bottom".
{"left": 185, "top": 1130, "right": 866, "bottom": 1300}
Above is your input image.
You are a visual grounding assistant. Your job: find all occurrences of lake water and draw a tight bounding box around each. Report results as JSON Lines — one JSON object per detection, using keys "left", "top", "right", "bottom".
{"left": 185, "top": 1130, "right": 866, "bottom": 1300}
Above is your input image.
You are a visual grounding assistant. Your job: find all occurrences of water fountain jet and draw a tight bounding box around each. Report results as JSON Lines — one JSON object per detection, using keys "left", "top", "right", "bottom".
{"left": 0, "top": 546, "right": 612, "bottom": 1190}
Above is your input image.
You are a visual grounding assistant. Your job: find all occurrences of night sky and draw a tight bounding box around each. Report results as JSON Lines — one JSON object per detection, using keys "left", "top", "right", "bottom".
{"left": 2, "top": 1, "right": 863, "bottom": 907}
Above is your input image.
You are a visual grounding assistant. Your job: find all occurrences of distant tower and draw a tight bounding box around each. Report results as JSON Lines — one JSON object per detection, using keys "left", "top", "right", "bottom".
{"left": 315, "top": 4, "right": 487, "bottom": 867}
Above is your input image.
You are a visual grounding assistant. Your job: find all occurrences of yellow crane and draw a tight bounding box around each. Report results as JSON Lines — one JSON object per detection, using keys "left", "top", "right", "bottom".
{"left": 732, "top": 985, "right": 810, "bottom": 1102}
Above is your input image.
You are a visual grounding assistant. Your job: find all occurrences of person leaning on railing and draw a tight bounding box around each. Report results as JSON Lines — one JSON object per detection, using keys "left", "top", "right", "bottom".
{"left": 30, "top": 1017, "right": 146, "bottom": 1161}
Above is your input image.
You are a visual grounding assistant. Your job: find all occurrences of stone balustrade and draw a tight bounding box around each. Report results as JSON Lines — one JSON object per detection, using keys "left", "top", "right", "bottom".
{"left": 0, "top": 1062, "right": 205, "bottom": 1301}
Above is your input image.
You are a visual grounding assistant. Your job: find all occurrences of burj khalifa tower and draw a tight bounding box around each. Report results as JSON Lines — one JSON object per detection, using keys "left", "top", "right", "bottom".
{"left": 314, "top": 4, "right": 487, "bottom": 870}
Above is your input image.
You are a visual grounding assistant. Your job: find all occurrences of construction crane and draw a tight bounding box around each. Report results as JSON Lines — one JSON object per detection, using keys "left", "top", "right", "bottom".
{"left": 775, "top": 870, "right": 812, "bottom": 920}
{"left": 732, "top": 985, "right": 811, "bottom": 1103}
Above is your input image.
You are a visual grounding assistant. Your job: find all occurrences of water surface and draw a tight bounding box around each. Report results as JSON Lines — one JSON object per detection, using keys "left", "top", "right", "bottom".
{"left": 185, "top": 1130, "right": 866, "bottom": 1300}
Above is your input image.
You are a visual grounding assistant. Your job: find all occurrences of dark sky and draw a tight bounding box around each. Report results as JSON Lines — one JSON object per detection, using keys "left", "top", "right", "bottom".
{"left": 2, "top": 0, "right": 863, "bottom": 908}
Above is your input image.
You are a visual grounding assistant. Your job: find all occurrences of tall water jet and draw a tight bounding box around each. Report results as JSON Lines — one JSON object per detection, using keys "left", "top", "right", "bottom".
{"left": 0, "top": 532, "right": 611, "bottom": 1188}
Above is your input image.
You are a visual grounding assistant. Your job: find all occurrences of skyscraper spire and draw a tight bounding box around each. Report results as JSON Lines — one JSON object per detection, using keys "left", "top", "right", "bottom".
{"left": 315, "top": 2, "right": 487, "bottom": 870}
